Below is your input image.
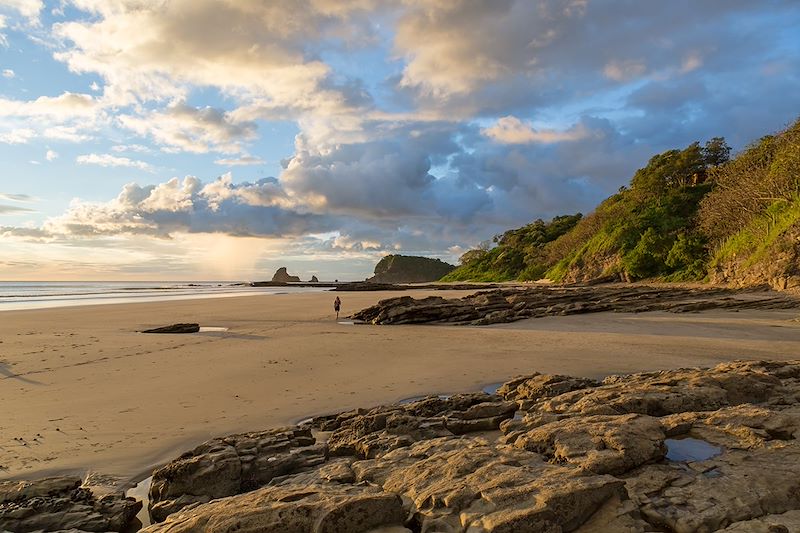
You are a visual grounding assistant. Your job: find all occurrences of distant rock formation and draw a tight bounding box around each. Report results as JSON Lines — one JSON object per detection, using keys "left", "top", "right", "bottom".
{"left": 271, "top": 267, "right": 300, "bottom": 283}
{"left": 367, "top": 254, "right": 455, "bottom": 284}
{"left": 309, "top": 275, "right": 319, "bottom": 283}
{"left": 142, "top": 323, "right": 200, "bottom": 334}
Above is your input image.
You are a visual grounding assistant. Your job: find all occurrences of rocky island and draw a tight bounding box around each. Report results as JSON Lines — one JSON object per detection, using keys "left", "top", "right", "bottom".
{"left": 367, "top": 255, "right": 456, "bottom": 284}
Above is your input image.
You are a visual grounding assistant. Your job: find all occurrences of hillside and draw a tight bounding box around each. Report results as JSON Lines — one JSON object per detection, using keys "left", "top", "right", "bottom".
{"left": 446, "top": 118, "right": 800, "bottom": 289}
{"left": 368, "top": 254, "right": 456, "bottom": 283}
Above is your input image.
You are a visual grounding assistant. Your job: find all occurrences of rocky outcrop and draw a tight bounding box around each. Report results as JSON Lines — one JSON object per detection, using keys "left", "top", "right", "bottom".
{"left": 352, "top": 285, "right": 799, "bottom": 325}
{"left": 309, "top": 275, "right": 319, "bottom": 282}
{"left": 141, "top": 323, "right": 200, "bottom": 334}
{"left": 367, "top": 254, "right": 456, "bottom": 284}
{"left": 0, "top": 476, "right": 141, "bottom": 532}
{"left": 271, "top": 267, "right": 301, "bottom": 283}
{"left": 138, "top": 359, "right": 800, "bottom": 533}
{"left": 148, "top": 426, "right": 325, "bottom": 522}
{"left": 710, "top": 224, "right": 800, "bottom": 293}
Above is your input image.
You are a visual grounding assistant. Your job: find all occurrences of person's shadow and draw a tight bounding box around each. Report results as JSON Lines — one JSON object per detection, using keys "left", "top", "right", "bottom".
{"left": 0, "top": 360, "right": 42, "bottom": 385}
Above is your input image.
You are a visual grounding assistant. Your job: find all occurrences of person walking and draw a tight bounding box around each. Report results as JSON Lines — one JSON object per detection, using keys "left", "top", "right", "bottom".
{"left": 334, "top": 296, "right": 341, "bottom": 320}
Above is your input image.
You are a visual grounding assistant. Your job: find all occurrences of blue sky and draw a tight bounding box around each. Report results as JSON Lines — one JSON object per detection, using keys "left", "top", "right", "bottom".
{"left": 0, "top": 0, "right": 799, "bottom": 280}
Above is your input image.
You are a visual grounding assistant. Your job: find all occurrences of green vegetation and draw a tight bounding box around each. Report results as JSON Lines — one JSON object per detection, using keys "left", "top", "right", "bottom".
{"left": 441, "top": 214, "right": 582, "bottom": 281}
{"left": 445, "top": 118, "right": 800, "bottom": 285}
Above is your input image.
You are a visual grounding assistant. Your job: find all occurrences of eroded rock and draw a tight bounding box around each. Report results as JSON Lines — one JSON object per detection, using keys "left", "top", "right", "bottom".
{"left": 78, "top": 359, "right": 800, "bottom": 531}
{"left": 352, "top": 285, "right": 798, "bottom": 325}
{"left": 0, "top": 476, "right": 141, "bottom": 533}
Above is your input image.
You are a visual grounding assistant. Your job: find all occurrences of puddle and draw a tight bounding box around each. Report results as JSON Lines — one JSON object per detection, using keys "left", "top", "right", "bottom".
{"left": 124, "top": 476, "right": 152, "bottom": 530}
{"left": 198, "top": 326, "right": 229, "bottom": 332}
{"left": 665, "top": 438, "right": 722, "bottom": 462}
{"left": 482, "top": 382, "right": 503, "bottom": 395}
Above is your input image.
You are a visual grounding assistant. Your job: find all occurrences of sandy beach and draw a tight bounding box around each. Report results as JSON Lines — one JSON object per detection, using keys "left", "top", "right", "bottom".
{"left": 2, "top": 288, "right": 799, "bottom": 487}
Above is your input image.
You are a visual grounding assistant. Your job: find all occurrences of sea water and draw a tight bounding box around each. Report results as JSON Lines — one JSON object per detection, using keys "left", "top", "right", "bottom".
{"left": 0, "top": 281, "right": 327, "bottom": 311}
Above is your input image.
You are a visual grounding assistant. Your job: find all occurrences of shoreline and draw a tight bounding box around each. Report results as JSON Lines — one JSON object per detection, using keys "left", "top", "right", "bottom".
{"left": 2, "top": 289, "right": 799, "bottom": 485}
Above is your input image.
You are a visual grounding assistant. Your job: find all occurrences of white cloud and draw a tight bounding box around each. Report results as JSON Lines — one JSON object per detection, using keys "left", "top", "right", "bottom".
{"left": 0, "top": 92, "right": 98, "bottom": 119}
{"left": 2, "top": 68, "right": 14, "bottom": 78}
{"left": 118, "top": 104, "right": 257, "bottom": 154}
{"left": 111, "top": 144, "right": 151, "bottom": 153}
{"left": 76, "top": 153, "right": 154, "bottom": 172}
{"left": 45, "top": 149, "right": 58, "bottom": 161}
{"left": 0, "top": 127, "right": 34, "bottom": 143}
{"left": 43, "top": 125, "right": 92, "bottom": 142}
{"left": 214, "top": 156, "right": 265, "bottom": 166}
{"left": 482, "top": 116, "right": 590, "bottom": 144}
{"left": 0, "top": 0, "right": 43, "bottom": 21}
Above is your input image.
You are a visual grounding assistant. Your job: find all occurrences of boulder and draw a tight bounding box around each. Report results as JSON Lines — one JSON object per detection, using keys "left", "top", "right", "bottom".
{"left": 141, "top": 323, "right": 199, "bottom": 334}
{"left": 271, "top": 267, "right": 300, "bottom": 283}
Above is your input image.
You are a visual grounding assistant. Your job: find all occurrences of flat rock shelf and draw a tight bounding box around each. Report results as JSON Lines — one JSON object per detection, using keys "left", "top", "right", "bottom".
{"left": 351, "top": 285, "right": 800, "bottom": 325}
{"left": 9, "top": 360, "right": 800, "bottom": 532}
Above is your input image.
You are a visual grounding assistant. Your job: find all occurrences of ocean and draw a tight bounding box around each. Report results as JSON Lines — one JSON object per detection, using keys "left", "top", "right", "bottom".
{"left": 0, "top": 281, "right": 326, "bottom": 311}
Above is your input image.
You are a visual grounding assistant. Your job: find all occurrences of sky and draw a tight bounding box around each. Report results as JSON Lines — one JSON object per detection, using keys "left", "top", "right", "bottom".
{"left": 0, "top": 1, "right": 798, "bottom": 281}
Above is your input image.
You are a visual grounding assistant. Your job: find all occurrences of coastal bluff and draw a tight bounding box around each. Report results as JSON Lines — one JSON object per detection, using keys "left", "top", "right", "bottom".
{"left": 367, "top": 255, "right": 456, "bottom": 284}
{"left": 10, "top": 360, "right": 795, "bottom": 532}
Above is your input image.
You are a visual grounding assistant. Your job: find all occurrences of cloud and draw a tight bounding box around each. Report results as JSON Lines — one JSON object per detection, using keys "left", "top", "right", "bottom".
{"left": 52, "top": 0, "right": 376, "bottom": 111}
{"left": 45, "top": 149, "right": 58, "bottom": 161}
{"left": 603, "top": 59, "right": 647, "bottom": 82}
{"left": 2, "top": 68, "right": 13, "bottom": 78}
{"left": 0, "top": 0, "right": 43, "bottom": 21}
{"left": 481, "top": 116, "right": 591, "bottom": 144}
{"left": 0, "top": 204, "right": 33, "bottom": 214}
{"left": 33, "top": 174, "right": 333, "bottom": 239}
{"left": 76, "top": 153, "right": 154, "bottom": 172}
{"left": 111, "top": 144, "right": 151, "bottom": 153}
{"left": 0, "top": 193, "right": 34, "bottom": 202}
{"left": 0, "top": 92, "right": 98, "bottom": 119}
{"left": 0, "top": 127, "right": 34, "bottom": 143}
{"left": 214, "top": 156, "right": 266, "bottom": 166}
{"left": 118, "top": 103, "right": 257, "bottom": 154}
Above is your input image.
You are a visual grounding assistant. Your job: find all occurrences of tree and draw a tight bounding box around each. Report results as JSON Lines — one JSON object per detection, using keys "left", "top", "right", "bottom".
{"left": 703, "top": 137, "right": 732, "bottom": 167}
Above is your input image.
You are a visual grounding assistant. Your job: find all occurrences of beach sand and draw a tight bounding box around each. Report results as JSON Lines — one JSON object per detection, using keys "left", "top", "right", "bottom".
{"left": 1, "top": 289, "right": 799, "bottom": 486}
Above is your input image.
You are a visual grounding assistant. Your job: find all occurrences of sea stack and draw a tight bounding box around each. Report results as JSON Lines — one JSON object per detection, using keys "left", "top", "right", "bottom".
{"left": 271, "top": 267, "right": 301, "bottom": 283}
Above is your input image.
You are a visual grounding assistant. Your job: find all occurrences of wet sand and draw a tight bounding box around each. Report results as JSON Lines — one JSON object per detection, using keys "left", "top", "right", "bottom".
{"left": 1, "top": 289, "right": 799, "bottom": 486}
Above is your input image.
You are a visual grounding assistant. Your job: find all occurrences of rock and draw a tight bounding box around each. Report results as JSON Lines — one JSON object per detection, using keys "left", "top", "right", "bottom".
{"left": 718, "top": 510, "right": 800, "bottom": 532}
{"left": 497, "top": 372, "right": 599, "bottom": 404}
{"left": 352, "top": 436, "right": 627, "bottom": 532}
{"left": 271, "top": 267, "right": 301, "bottom": 283}
{"left": 141, "top": 323, "right": 199, "bottom": 334}
{"left": 504, "top": 413, "right": 666, "bottom": 475}
{"left": 351, "top": 285, "right": 799, "bottom": 325}
{"left": 367, "top": 255, "right": 456, "bottom": 284}
{"left": 309, "top": 275, "right": 319, "bottom": 282}
{"left": 0, "top": 476, "right": 141, "bottom": 532}
{"left": 141, "top": 482, "right": 405, "bottom": 533}
{"left": 148, "top": 426, "right": 325, "bottom": 522}
{"left": 128, "top": 359, "right": 800, "bottom": 532}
